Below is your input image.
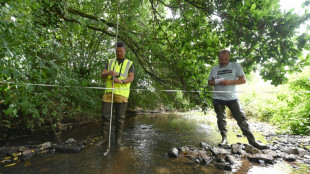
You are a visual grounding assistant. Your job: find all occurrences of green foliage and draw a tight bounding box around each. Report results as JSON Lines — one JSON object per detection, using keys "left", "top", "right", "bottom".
{"left": 240, "top": 67, "right": 310, "bottom": 135}
{"left": 270, "top": 67, "right": 310, "bottom": 135}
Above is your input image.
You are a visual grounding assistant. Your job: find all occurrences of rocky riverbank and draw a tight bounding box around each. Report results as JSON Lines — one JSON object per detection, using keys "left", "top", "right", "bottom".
{"left": 166, "top": 119, "right": 310, "bottom": 172}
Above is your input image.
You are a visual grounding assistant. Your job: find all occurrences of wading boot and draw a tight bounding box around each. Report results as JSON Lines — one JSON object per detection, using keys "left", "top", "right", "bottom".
{"left": 101, "top": 102, "right": 112, "bottom": 146}
{"left": 115, "top": 103, "right": 127, "bottom": 147}
{"left": 115, "top": 114, "right": 125, "bottom": 147}
{"left": 248, "top": 140, "right": 268, "bottom": 150}
{"left": 219, "top": 137, "right": 228, "bottom": 145}
{"left": 99, "top": 128, "right": 109, "bottom": 145}
{"left": 246, "top": 133, "right": 268, "bottom": 150}
{"left": 101, "top": 115, "right": 110, "bottom": 145}
{"left": 115, "top": 126, "right": 124, "bottom": 148}
{"left": 219, "top": 132, "right": 228, "bottom": 146}
{"left": 115, "top": 133, "right": 122, "bottom": 147}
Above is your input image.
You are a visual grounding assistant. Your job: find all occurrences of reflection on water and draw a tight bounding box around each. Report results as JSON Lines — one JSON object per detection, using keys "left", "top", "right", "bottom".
{"left": 1, "top": 112, "right": 309, "bottom": 174}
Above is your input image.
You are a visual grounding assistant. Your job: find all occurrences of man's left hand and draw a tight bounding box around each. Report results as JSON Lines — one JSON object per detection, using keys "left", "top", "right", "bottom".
{"left": 112, "top": 78, "right": 123, "bottom": 84}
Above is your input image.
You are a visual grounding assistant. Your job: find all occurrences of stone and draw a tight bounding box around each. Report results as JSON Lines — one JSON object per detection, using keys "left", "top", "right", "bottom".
{"left": 185, "top": 155, "right": 195, "bottom": 161}
{"left": 18, "top": 146, "right": 27, "bottom": 152}
{"left": 22, "top": 149, "right": 34, "bottom": 158}
{"left": 200, "top": 155, "right": 213, "bottom": 165}
{"left": 210, "top": 147, "right": 229, "bottom": 156}
{"left": 194, "top": 158, "right": 200, "bottom": 164}
{"left": 65, "top": 138, "right": 77, "bottom": 144}
{"left": 215, "top": 156, "right": 225, "bottom": 163}
{"left": 304, "top": 155, "right": 310, "bottom": 159}
{"left": 168, "top": 147, "right": 179, "bottom": 158}
{"left": 219, "top": 144, "right": 231, "bottom": 149}
{"left": 225, "top": 154, "right": 235, "bottom": 164}
{"left": 286, "top": 148, "right": 308, "bottom": 157}
{"left": 239, "top": 150, "right": 247, "bottom": 157}
{"left": 248, "top": 154, "right": 274, "bottom": 164}
{"left": 39, "top": 142, "right": 52, "bottom": 151}
{"left": 200, "top": 142, "right": 211, "bottom": 149}
{"left": 214, "top": 162, "right": 232, "bottom": 171}
{"left": 284, "top": 154, "right": 296, "bottom": 162}
{"left": 178, "top": 146, "right": 189, "bottom": 153}
{"left": 268, "top": 150, "right": 281, "bottom": 159}
{"left": 244, "top": 144, "right": 261, "bottom": 154}
{"left": 258, "top": 160, "right": 265, "bottom": 165}
{"left": 231, "top": 144, "right": 241, "bottom": 154}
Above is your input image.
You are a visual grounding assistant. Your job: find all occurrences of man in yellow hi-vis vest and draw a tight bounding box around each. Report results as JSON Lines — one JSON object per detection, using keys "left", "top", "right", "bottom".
{"left": 101, "top": 41, "right": 134, "bottom": 146}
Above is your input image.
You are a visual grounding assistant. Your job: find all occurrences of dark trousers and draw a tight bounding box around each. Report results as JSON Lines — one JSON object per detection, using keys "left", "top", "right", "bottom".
{"left": 102, "top": 102, "right": 127, "bottom": 143}
{"left": 213, "top": 99, "right": 256, "bottom": 141}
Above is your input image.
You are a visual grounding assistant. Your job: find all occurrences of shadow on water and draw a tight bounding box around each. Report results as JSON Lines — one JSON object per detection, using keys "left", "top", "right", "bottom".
{"left": 1, "top": 113, "right": 309, "bottom": 174}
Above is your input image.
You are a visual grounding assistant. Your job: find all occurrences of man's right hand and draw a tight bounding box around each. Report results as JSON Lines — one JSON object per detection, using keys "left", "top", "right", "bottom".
{"left": 101, "top": 69, "right": 117, "bottom": 79}
{"left": 109, "top": 70, "right": 117, "bottom": 77}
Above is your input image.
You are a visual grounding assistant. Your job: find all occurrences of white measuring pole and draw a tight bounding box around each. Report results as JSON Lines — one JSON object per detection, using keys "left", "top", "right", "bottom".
{"left": 104, "top": 15, "right": 119, "bottom": 156}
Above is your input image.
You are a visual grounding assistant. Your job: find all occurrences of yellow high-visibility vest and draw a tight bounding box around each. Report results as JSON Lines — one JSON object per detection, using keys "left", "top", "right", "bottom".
{"left": 105, "top": 58, "right": 133, "bottom": 98}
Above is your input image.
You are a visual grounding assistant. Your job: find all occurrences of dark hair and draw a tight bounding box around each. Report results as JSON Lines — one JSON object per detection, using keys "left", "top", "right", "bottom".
{"left": 218, "top": 49, "right": 230, "bottom": 57}
{"left": 116, "top": 41, "right": 126, "bottom": 49}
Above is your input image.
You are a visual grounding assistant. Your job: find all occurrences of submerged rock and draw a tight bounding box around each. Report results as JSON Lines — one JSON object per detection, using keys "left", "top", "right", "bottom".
{"left": 53, "top": 145, "right": 84, "bottom": 153}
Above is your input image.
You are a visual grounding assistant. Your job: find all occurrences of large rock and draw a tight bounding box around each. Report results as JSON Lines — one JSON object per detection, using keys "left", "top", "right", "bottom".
{"left": 231, "top": 144, "right": 241, "bottom": 154}
{"left": 168, "top": 147, "right": 179, "bottom": 158}
{"left": 286, "top": 148, "right": 308, "bottom": 157}
{"left": 283, "top": 154, "right": 296, "bottom": 162}
{"left": 38, "top": 142, "right": 52, "bottom": 151}
{"left": 199, "top": 153, "right": 213, "bottom": 165}
{"left": 210, "top": 147, "right": 230, "bottom": 156}
{"left": 248, "top": 154, "right": 274, "bottom": 164}
{"left": 244, "top": 144, "right": 261, "bottom": 154}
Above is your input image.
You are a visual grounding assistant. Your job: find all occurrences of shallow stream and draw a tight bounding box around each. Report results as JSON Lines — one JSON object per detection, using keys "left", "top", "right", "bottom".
{"left": 1, "top": 112, "right": 309, "bottom": 174}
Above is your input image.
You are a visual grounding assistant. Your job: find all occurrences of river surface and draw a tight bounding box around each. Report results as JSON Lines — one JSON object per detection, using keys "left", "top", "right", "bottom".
{"left": 1, "top": 112, "right": 309, "bottom": 174}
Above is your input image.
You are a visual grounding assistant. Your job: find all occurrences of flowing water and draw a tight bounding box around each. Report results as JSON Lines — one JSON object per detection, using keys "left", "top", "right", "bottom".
{"left": 1, "top": 112, "right": 309, "bottom": 174}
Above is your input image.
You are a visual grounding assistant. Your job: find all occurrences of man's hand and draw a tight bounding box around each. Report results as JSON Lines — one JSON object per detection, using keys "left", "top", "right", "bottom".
{"left": 219, "top": 76, "right": 246, "bottom": 86}
{"left": 101, "top": 69, "right": 117, "bottom": 79}
{"left": 219, "top": 80, "right": 231, "bottom": 86}
{"left": 112, "top": 78, "right": 123, "bottom": 84}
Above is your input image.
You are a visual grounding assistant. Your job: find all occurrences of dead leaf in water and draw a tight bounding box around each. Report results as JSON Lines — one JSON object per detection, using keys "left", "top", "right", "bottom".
{"left": 5, "top": 163, "right": 16, "bottom": 167}
{"left": 24, "top": 161, "right": 31, "bottom": 167}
